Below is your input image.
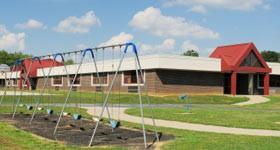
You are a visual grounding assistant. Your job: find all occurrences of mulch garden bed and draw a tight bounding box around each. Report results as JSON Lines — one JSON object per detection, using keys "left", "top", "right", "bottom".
{"left": 0, "top": 113, "right": 174, "bottom": 149}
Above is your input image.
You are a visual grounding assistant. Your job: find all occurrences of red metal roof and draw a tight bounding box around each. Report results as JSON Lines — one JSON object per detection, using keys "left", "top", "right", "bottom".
{"left": 210, "top": 42, "right": 271, "bottom": 73}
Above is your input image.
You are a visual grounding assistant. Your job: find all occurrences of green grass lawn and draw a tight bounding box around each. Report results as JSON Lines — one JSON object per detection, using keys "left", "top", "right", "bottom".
{"left": 125, "top": 96, "right": 280, "bottom": 131}
{"left": 122, "top": 121, "right": 280, "bottom": 150}
{"left": 2, "top": 105, "right": 280, "bottom": 150}
{"left": 4, "top": 92, "right": 280, "bottom": 150}
{"left": 0, "top": 90, "right": 248, "bottom": 105}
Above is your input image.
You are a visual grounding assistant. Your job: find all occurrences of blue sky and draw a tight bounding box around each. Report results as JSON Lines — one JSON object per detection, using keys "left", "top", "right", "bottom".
{"left": 0, "top": 0, "right": 279, "bottom": 56}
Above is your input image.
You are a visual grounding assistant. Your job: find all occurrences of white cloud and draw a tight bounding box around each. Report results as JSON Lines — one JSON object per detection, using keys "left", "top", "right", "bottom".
{"left": 99, "top": 32, "right": 134, "bottom": 46}
{"left": 164, "top": 0, "right": 267, "bottom": 11}
{"left": 181, "top": 40, "right": 199, "bottom": 51}
{"left": 140, "top": 38, "right": 176, "bottom": 54}
{"left": 0, "top": 25, "right": 9, "bottom": 34}
{"left": 0, "top": 25, "right": 25, "bottom": 51}
{"left": 54, "top": 11, "right": 101, "bottom": 33}
{"left": 189, "top": 5, "right": 207, "bottom": 14}
{"left": 15, "top": 19, "right": 47, "bottom": 30}
{"left": 129, "top": 7, "right": 219, "bottom": 39}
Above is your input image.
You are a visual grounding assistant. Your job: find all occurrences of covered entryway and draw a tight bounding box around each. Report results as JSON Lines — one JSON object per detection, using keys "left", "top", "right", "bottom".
{"left": 237, "top": 74, "right": 249, "bottom": 94}
{"left": 211, "top": 42, "right": 272, "bottom": 95}
{"left": 224, "top": 73, "right": 265, "bottom": 95}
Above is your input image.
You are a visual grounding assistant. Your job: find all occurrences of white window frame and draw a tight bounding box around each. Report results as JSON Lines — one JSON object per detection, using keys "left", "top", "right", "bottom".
{"left": 122, "top": 70, "right": 145, "bottom": 86}
{"left": 67, "top": 74, "right": 81, "bottom": 87}
{"left": 6, "top": 79, "right": 17, "bottom": 87}
{"left": 52, "top": 76, "right": 63, "bottom": 87}
{"left": 257, "top": 74, "right": 264, "bottom": 89}
{"left": 91, "top": 73, "right": 109, "bottom": 87}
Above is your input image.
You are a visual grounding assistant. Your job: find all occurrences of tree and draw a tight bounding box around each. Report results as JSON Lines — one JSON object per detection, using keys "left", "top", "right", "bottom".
{"left": 261, "top": 50, "right": 279, "bottom": 63}
{"left": 0, "top": 50, "right": 32, "bottom": 65}
{"left": 64, "top": 59, "right": 74, "bottom": 65}
{"left": 182, "top": 50, "right": 199, "bottom": 57}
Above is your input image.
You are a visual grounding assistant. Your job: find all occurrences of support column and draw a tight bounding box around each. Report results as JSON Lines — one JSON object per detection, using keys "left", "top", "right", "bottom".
{"left": 248, "top": 74, "right": 254, "bottom": 95}
{"left": 231, "top": 72, "right": 237, "bottom": 95}
{"left": 19, "top": 73, "right": 22, "bottom": 90}
{"left": 264, "top": 73, "right": 269, "bottom": 95}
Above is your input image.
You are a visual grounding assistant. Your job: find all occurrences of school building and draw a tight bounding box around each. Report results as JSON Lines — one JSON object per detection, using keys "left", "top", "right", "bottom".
{"left": 1, "top": 42, "right": 280, "bottom": 95}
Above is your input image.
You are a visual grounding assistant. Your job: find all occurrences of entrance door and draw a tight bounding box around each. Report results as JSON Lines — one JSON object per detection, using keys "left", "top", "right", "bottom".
{"left": 30, "top": 78, "right": 38, "bottom": 90}
{"left": 223, "top": 73, "right": 231, "bottom": 94}
{"left": 237, "top": 74, "right": 249, "bottom": 94}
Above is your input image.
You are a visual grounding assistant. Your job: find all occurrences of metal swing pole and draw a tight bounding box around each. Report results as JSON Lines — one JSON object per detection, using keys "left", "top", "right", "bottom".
{"left": 53, "top": 48, "right": 112, "bottom": 135}
{"left": 12, "top": 64, "right": 20, "bottom": 114}
{"left": 29, "top": 56, "right": 57, "bottom": 124}
{"left": 0, "top": 63, "right": 17, "bottom": 106}
{"left": 134, "top": 56, "right": 148, "bottom": 148}
{"left": 25, "top": 57, "right": 45, "bottom": 113}
{"left": 135, "top": 54, "right": 160, "bottom": 142}
{"left": 88, "top": 43, "right": 142, "bottom": 147}
{"left": 12, "top": 58, "right": 34, "bottom": 119}
{"left": 88, "top": 47, "right": 126, "bottom": 147}
{"left": 53, "top": 52, "right": 85, "bottom": 136}
{"left": 91, "top": 50, "right": 113, "bottom": 123}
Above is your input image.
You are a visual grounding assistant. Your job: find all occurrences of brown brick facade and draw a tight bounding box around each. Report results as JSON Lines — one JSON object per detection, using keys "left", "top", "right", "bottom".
{"left": 36, "top": 69, "right": 224, "bottom": 95}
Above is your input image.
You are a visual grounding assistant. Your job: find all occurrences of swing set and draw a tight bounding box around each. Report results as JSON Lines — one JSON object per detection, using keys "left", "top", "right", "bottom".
{"left": 0, "top": 42, "right": 159, "bottom": 148}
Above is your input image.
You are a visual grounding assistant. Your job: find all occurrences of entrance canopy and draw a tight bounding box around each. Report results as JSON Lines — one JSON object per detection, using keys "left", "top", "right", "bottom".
{"left": 210, "top": 42, "right": 271, "bottom": 95}
{"left": 210, "top": 42, "right": 271, "bottom": 73}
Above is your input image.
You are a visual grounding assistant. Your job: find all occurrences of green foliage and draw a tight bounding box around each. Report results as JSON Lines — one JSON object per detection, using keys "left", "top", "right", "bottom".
{"left": 261, "top": 50, "right": 279, "bottom": 62}
{"left": 0, "top": 50, "right": 32, "bottom": 65}
{"left": 182, "top": 49, "right": 199, "bottom": 57}
{"left": 64, "top": 59, "right": 74, "bottom": 65}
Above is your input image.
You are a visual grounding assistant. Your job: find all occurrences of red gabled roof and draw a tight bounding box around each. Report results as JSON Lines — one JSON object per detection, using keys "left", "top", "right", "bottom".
{"left": 210, "top": 42, "right": 271, "bottom": 73}
{"left": 12, "top": 59, "right": 63, "bottom": 77}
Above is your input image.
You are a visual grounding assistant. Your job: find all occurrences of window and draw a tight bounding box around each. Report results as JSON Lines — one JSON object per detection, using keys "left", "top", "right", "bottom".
{"left": 68, "top": 74, "right": 81, "bottom": 86}
{"left": 91, "top": 73, "right": 108, "bottom": 86}
{"left": 240, "top": 51, "right": 263, "bottom": 68}
{"left": 122, "top": 70, "right": 145, "bottom": 86}
{"left": 7, "top": 79, "right": 17, "bottom": 86}
{"left": 257, "top": 74, "right": 264, "bottom": 89}
{"left": 270, "top": 75, "right": 280, "bottom": 87}
{"left": 52, "top": 76, "right": 63, "bottom": 86}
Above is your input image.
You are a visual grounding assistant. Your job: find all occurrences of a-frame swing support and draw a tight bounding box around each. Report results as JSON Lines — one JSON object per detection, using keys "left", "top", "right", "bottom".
{"left": 53, "top": 47, "right": 113, "bottom": 136}
{"left": 88, "top": 43, "right": 159, "bottom": 148}
{"left": 12, "top": 57, "right": 42, "bottom": 119}
{"left": 29, "top": 53, "right": 70, "bottom": 124}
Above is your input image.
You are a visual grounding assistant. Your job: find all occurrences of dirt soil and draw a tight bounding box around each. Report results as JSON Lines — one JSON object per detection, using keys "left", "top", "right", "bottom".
{"left": 0, "top": 113, "right": 174, "bottom": 149}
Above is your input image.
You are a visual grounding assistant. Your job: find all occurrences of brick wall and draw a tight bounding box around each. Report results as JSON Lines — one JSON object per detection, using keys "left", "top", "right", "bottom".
{"left": 36, "top": 69, "right": 224, "bottom": 95}
{"left": 154, "top": 69, "right": 224, "bottom": 95}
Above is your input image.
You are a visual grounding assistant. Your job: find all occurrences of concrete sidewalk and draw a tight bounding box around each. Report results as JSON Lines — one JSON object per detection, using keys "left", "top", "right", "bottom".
{"left": 85, "top": 106, "right": 280, "bottom": 137}
{"left": 233, "top": 95, "right": 269, "bottom": 106}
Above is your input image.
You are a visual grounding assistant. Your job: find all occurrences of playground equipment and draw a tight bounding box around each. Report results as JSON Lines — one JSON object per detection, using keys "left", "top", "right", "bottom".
{"left": 0, "top": 42, "right": 159, "bottom": 148}
{"left": 53, "top": 47, "right": 113, "bottom": 135}
{"left": 11, "top": 57, "right": 51, "bottom": 119}
{"left": 179, "top": 94, "right": 192, "bottom": 112}
{"left": 29, "top": 53, "right": 69, "bottom": 124}
{"left": 88, "top": 43, "right": 159, "bottom": 148}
